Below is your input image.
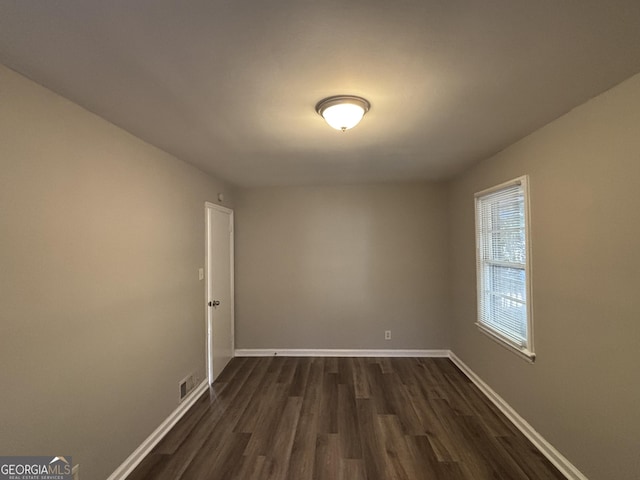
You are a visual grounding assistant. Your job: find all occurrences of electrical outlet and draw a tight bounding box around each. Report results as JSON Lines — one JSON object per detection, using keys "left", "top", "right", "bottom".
{"left": 385, "top": 330, "right": 391, "bottom": 340}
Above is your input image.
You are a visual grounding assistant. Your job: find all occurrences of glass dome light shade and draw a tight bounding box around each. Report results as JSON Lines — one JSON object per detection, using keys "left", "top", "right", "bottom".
{"left": 316, "top": 96, "right": 370, "bottom": 131}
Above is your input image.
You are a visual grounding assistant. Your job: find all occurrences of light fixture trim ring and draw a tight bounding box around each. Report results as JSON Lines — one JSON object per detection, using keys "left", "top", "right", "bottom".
{"left": 315, "top": 95, "right": 371, "bottom": 116}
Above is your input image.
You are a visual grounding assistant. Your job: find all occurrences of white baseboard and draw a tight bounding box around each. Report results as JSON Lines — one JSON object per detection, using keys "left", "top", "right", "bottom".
{"left": 106, "top": 379, "right": 208, "bottom": 480}
{"left": 234, "top": 348, "right": 450, "bottom": 357}
{"left": 449, "top": 352, "right": 587, "bottom": 480}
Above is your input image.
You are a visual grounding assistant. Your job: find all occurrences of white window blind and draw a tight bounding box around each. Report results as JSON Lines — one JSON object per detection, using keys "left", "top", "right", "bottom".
{"left": 475, "top": 176, "right": 534, "bottom": 360}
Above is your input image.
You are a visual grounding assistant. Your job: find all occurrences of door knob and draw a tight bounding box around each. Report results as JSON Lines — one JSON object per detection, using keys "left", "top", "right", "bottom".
{"left": 208, "top": 300, "right": 220, "bottom": 307}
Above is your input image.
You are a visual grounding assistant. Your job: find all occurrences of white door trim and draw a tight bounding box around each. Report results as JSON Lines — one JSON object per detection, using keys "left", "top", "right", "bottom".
{"left": 205, "top": 202, "right": 235, "bottom": 385}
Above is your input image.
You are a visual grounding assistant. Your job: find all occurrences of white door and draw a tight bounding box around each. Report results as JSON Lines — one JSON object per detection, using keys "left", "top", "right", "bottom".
{"left": 206, "top": 202, "right": 234, "bottom": 383}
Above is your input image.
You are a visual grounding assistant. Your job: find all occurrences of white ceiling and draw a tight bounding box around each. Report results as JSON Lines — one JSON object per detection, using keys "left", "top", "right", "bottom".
{"left": 1, "top": 1, "right": 640, "bottom": 187}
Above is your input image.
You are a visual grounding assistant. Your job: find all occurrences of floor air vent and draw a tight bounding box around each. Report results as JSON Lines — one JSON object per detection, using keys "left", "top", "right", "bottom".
{"left": 178, "top": 373, "right": 198, "bottom": 403}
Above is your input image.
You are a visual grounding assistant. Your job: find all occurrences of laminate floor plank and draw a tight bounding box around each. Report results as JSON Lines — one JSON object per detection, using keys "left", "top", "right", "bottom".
{"left": 435, "top": 461, "right": 468, "bottom": 480}
{"left": 277, "top": 357, "right": 298, "bottom": 385}
{"left": 285, "top": 359, "right": 323, "bottom": 479}
{"left": 312, "top": 433, "right": 341, "bottom": 480}
{"left": 289, "top": 357, "right": 311, "bottom": 397}
{"left": 406, "top": 385, "right": 461, "bottom": 462}
{"left": 242, "top": 382, "right": 291, "bottom": 457}
{"left": 123, "top": 453, "right": 166, "bottom": 479}
{"left": 126, "top": 356, "right": 566, "bottom": 480}
{"left": 179, "top": 431, "right": 250, "bottom": 480}
{"left": 233, "top": 357, "right": 281, "bottom": 433}
{"left": 456, "top": 380, "right": 520, "bottom": 437}
{"left": 428, "top": 397, "right": 499, "bottom": 479}
{"left": 404, "top": 434, "right": 448, "bottom": 479}
{"left": 285, "top": 413, "right": 317, "bottom": 480}
{"left": 215, "top": 355, "right": 249, "bottom": 383}
{"left": 133, "top": 358, "right": 262, "bottom": 480}
{"left": 337, "top": 383, "right": 362, "bottom": 459}
{"left": 170, "top": 362, "right": 264, "bottom": 479}
{"left": 454, "top": 414, "right": 529, "bottom": 480}
{"left": 383, "top": 371, "right": 426, "bottom": 436}
{"left": 376, "top": 414, "right": 416, "bottom": 480}
{"left": 497, "top": 434, "right": 567, "bottom": 480}
{"left": 356, "top": 398, "right": 389, "bottom": 480}
{"left": 366, "top": 362, "right": 396, "bottom": 414}
{"left": 337, "top": 357, "right": 354, "bottom": 386}
{"left": 439, "top": 373, "right": 475, "bottom": 416}
{"left": 300, "top": 358, "right": 324, "bottom": 416}
{"left": 234, "top": 455, "right": 269, "bottom": 480}
{"left": 150, "top": 392, "right": 211, "bottom": 455}
{"left": 419, "top": 358, "right": 450, "bottom": 386}
{"left": 414, "top": 359, "right": 449, "bottom": 399}
{"left": 264, "top": 396, "right": 302, "bottom": 480}
{"left": 339, "top": 458, "right": 366, "bottom": 480}
{"left": 351, "top": 357, "right": 371, "bottom": 399}
{"left": 378, "top": 357, "right": 395, "bottom": 374}
{"left": 317, "top": 371, "right": 338, "bottom": 434}
{"left": 324, "top": 356, "right": 338, "bottom": 374}
{"left": 390, "top": 357, "right": 420, "bottom": 386}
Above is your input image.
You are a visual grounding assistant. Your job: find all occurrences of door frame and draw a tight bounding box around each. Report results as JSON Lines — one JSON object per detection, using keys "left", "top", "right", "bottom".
{"left": 205, "top": 202, "right": 235, "bottom": 385}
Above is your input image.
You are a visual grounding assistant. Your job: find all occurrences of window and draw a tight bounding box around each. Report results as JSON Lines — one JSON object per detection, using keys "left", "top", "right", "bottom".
{"left": 475, "top": 176, "right": 534, "bottom": 361}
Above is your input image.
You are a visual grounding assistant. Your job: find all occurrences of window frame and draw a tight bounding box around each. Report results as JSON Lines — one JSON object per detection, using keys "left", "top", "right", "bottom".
{"left": 474, "top": 175, "right": 535, "bottom": 362}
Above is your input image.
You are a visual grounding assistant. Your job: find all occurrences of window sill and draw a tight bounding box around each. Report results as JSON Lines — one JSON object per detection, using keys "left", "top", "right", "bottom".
{"left": 475, "top": 323, "right": 536, "bottom": 363}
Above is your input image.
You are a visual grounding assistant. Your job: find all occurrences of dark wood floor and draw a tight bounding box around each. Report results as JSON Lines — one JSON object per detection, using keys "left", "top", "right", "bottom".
{"left": 127, "top": 356, "right": 565, "bottom": 480}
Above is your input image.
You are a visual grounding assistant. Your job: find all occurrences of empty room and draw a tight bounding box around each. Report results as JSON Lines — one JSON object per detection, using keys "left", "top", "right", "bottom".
{"left": 1, "top": 1, "right": 639, "bottom": 479}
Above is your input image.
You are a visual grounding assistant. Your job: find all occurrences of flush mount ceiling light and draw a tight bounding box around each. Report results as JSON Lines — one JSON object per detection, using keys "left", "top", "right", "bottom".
{"left": 315, "top": 95, "right": 370, "bottom": 132}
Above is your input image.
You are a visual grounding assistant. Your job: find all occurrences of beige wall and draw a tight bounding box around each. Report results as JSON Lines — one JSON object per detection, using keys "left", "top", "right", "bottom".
{"left": 448, "top": 73, "right": 640, "bottom": 479}
{"left": 235, "top": 183, "right": 450, "bottom": 350}
{"left": 0, "top": 65, "right": 234, "bottom": 479}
